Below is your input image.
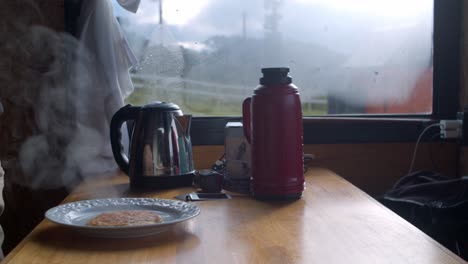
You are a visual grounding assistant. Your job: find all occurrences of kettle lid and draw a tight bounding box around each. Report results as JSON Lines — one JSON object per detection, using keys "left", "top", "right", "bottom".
{"left": 142, "top": 101, "right": 181, "bottom": 111}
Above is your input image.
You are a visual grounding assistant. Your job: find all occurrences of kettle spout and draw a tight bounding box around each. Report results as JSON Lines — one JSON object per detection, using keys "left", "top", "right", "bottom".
{"left": 175, "top": 115, "right": 192, "bottom": 136}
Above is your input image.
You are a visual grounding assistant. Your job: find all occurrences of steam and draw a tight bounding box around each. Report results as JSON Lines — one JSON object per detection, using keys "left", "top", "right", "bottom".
{"left": 20, "top": 26, "right": 118, "bottom": 189}
{"left": 1, "top": 1, "right": 121, "bottom": 190}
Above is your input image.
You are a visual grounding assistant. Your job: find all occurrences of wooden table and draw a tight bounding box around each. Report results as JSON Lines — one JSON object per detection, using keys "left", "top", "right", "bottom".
{"left": 2, "top": 168, "right": 466, "bottom": 264}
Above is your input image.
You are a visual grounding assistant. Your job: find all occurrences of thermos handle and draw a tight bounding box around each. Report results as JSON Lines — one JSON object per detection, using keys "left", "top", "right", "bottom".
{"left": 242, "top": 97, "right": 252, "bottom": 143}
{"left": 110, "top": 104, "right": 139, "bottom": 175}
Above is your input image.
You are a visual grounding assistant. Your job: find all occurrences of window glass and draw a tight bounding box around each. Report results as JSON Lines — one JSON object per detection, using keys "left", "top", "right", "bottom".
{"left": 113, "top": 0, "right": 433, "bottom": 116}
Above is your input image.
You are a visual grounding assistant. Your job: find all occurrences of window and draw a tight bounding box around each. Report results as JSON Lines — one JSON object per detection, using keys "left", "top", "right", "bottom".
{"left": 105, "top": 0, "right": 460, "bottom": 144}
{"left": 114, "top": 0, "right": 437, "bottom": 116}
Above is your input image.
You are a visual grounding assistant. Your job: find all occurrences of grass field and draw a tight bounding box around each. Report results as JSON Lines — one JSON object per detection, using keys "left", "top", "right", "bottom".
{"left": 125, "top": 85, "right": 327, "bottom": 116}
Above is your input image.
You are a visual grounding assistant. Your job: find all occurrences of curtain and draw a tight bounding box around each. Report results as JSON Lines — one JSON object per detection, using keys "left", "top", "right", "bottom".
{"left": 71, "top": 0, "right": 139, "bottom": 177}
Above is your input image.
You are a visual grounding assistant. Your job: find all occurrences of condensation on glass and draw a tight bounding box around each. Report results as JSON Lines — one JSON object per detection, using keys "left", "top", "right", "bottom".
{"left": 114, "top": 0, "right": 434, "bottom": 116}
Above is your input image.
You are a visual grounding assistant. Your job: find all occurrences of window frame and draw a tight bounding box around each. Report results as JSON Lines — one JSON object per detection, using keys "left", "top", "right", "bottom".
{"left": 64, "top": 0, "right": 462, "bottom": 146}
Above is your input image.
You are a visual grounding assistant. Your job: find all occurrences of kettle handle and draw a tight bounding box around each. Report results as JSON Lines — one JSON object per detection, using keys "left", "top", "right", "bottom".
{"left": 110, "top": 104, "right": 139, "bottom": 175}
{"left": 242, "top": 97, "right": 252, "bottom": 143}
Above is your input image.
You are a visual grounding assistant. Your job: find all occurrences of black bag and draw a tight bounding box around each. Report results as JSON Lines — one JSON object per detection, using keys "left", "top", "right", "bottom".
{"left": 383, "top": 170, "right": 468, "bottom": 209}
{"left": 379, "top": 171, "right": 468, "bottom": 259}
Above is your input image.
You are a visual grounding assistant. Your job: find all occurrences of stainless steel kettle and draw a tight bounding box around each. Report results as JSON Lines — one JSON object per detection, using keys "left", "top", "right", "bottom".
{"left": 110, "top": 101, "right": 195, "bottom": 189}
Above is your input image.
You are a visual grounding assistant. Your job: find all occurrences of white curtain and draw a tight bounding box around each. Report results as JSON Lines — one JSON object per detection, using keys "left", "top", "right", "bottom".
{"left": 72, "top": 0, "right": 140, "bottom": 176}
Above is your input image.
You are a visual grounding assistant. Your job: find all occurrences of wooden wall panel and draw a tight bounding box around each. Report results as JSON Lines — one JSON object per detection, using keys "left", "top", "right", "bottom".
{"left": 305, "top": 143, "right": 457, "bottom": 196}
{"left": 193, "top": 142, "right": 458, "bottom": 197}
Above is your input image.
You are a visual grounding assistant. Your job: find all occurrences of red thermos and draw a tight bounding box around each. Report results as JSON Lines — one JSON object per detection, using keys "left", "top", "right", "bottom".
{"left": 243, "top": 67, "right": 304, "bottom": 200}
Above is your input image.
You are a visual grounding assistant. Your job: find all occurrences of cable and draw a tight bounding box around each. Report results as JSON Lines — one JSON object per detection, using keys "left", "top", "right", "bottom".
{"left": 408, "top": 123, "right": 440, "bottom": 174}
{"left": 429, "top": 133, "right": 442, "bottom": 173}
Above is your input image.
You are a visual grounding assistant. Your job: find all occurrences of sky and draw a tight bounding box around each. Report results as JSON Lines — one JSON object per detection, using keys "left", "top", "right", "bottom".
{"left": 112, "top": 0, "right": 433, "bottom": 53}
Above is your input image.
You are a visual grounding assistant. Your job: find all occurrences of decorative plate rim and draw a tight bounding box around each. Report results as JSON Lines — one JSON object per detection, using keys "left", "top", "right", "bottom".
{"left": 45, "top": 197, "right": 200, "bottom": 231}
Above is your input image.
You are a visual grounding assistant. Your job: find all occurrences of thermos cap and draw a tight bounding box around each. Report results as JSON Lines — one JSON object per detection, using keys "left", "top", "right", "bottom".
{"left": 260, "top": 67, "right": 292, "bottom": 86}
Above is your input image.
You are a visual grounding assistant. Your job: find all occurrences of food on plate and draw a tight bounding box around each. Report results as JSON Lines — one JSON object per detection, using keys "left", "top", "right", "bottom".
{"left": 87, "top": 210, "right": 163, "bottom": 226}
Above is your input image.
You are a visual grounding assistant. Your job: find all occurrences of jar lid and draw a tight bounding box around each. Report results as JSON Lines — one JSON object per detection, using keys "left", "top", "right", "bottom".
{"left": 260, "top": 67, "right": 292, "bottom": 85}
{"left": 142, "top": 101, "right": 180, "bottom": 111}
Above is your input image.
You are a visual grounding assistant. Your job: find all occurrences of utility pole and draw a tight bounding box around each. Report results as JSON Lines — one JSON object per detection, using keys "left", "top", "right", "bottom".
{"left": 242, "top": 12, "right": 247, "bottom": 39}
{"left": 159, "top": 0, "right": 163, "bottom": 25}
{"left": 158, "top": 0, "right": 163, "bottom": 46}
{"left": 264, "top": 0, "right": 283, "bottom": 38}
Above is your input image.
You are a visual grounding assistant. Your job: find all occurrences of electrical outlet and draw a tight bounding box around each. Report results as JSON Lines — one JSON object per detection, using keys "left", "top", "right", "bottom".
{"left": 439, "top": 120, "right": 462, "bottom": 130}
{"left": 439, "top": 118, "right": 463, "bottom": 140}
{"left": 441, "top": 129, "right": 462, "bottom": 139}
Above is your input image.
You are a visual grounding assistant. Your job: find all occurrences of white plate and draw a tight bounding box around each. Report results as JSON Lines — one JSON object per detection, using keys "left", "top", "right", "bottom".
{"left": 45, "top": 198, "right": 200, "bottom": 238}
